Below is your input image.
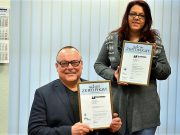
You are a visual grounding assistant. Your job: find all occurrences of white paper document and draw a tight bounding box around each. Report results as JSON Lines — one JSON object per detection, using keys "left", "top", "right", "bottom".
{"left": 78, "top": 81, "right": 112, "bottom": 129}
{"left": 0, "top": 8, "right": 9, "bottom": 63}
{"left": 119, "top": 41, "right": 153, "bottom": 85}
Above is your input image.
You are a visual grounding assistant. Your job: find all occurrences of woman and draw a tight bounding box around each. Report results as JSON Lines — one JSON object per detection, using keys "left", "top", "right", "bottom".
{"left": 94, "top": 1, "right": 171, "bottom": 135}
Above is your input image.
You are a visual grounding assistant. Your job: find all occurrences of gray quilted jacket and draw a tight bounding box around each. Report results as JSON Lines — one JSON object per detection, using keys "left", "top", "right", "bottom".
{"left": 94, "top": 30, "right": 171, "bottom": 134}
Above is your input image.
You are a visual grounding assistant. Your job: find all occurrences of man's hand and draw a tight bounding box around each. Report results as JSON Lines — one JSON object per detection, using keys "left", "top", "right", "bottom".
{"left": 109, "top": 113, "right": 122, "bottom": 133}
{"left": 72, "top": 122, "right": 93, "bottom": 135}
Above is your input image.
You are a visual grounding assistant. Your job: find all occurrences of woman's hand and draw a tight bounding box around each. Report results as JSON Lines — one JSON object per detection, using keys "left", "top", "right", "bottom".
{"left": 146, "top": 41, "right": 156, "bottom": 56}
{"left": 152, "top": 43, "right": 157, "bottom": 56}
{"left": 114, "top": 66, "right": 128, "bottom": 85}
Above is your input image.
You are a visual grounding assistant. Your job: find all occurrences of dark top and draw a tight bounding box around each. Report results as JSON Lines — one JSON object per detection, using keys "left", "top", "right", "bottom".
{"left": 65, "top": 87, "right": 80, "bottom": 123}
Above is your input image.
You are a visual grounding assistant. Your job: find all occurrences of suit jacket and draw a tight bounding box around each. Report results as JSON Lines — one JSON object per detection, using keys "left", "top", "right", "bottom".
{"left": 28, "top": 79, "right": 117, "bottom": 135}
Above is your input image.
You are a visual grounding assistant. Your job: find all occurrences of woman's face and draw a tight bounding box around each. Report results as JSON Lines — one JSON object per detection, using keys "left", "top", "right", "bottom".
{"left": 128, "top": 5, "right": 145, "bottom": 33}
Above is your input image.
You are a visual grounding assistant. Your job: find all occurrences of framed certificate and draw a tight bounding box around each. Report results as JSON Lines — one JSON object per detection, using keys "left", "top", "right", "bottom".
{"left": 78, "top": 80, "right": 112, "bottom": 130}
{"left": 118, "top": 41, "right": 153, "bottom": 85}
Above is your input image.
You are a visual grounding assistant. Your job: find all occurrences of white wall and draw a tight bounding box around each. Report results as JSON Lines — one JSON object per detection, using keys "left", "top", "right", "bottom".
{"left": 0, "top": 64, "right": 9, "bottom": 134}
{"left": 8, "top": 0, "right": 180, "bottom": 135}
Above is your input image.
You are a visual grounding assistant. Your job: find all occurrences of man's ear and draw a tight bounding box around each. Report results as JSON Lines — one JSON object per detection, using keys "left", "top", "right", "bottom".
{"left": 55, "top": 63, "right": 58, "bottom": 69}
{"left": 81, "top": 61, "right": 83, "bottom": 69}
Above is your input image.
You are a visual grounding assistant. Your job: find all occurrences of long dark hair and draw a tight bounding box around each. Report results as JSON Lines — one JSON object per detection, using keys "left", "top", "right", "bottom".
{"left": 114, "top": 0, "right": 156, "bottom": 43}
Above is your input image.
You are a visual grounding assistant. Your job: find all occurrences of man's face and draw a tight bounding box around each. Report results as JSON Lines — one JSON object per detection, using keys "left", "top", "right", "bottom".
{"left": 56, "top": 48, "right": 83, "bottom": 85}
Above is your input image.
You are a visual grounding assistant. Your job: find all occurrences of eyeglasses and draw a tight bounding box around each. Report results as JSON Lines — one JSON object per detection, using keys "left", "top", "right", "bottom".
{"left": 57, "top": 60, "right": 81, "bottom": 68}
{"left": 129, "top": 12, "right": 145, "bottom": 20}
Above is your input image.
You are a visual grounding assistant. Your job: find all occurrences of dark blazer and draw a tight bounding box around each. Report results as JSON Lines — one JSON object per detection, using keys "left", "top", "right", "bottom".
{"left": 28, "top": 79, "right": 117, "bottom": 135}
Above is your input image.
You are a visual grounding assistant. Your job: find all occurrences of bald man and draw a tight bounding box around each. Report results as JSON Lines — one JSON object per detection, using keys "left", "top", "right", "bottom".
{"left": 28, "top": 46, "right": 122, "bottom": 135}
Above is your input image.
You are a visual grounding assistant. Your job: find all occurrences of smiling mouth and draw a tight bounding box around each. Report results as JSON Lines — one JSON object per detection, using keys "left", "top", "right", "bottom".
{"left": 132, "top": 22, "right": 140, "bottom": 27}
{"left": 65, "top": 72, "right": 77, "bottom": 75}
{"left": 132, "top": 21, "right": 140, "bottom": 24}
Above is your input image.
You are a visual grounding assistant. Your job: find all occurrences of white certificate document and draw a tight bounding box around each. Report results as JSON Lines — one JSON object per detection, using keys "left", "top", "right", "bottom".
{"left": 119, "top": 41, "right": 153, "bottom": 85}
{"left": 0, "top": 8, "right": 9, "bottom": 63}
{"left": 78, "top": 81, "right": 112, "bottom": 130}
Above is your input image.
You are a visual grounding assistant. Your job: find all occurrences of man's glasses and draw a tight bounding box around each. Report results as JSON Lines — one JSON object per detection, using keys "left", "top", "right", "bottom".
{"left": 57, "top": 60, "right": 81, "bottom": 68}
{"left": 129, "top": 12, "right": 145, "bottom": 20}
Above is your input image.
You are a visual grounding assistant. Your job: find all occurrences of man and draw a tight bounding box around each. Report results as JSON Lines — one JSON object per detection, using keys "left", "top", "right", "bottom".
{"left": 28, "top": 46, "right": 122, "bottom": 135}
